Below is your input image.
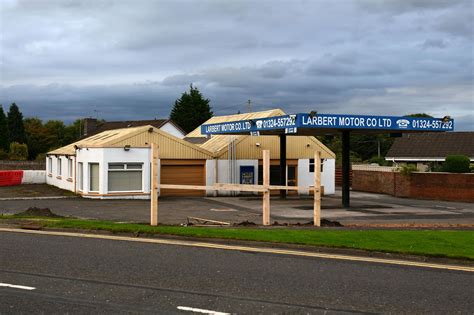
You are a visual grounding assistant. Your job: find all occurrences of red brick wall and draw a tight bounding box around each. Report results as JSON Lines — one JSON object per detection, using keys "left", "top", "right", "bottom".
{"left": 352, "top": 171, "right": 474, "bottom": 202}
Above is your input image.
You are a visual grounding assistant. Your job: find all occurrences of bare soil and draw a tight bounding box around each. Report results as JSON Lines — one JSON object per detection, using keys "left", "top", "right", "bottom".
{"left": 0, "top": 184, "right": 76, "bottom": 198}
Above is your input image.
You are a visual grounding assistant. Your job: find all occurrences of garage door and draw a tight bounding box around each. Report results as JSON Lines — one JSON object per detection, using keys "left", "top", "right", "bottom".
{"left": 160, "top": 163, "right": 205, "bottom": 197}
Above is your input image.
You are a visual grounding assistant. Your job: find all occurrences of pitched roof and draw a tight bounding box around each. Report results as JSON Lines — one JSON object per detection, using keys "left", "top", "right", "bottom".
{"left": 48, "top": 125, "right": 211, "bottom": 157}
{"left": 88, "top": 119, "right": 185, "bottom": 136}
{"left": 386, "top": 132, "right": 474, "bottom": 159}
{"left": 184, "top": 108, "right": 335, "bottom": 159}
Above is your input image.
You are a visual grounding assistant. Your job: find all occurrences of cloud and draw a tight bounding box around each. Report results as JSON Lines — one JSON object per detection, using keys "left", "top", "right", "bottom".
{"left": 0, "top": 0, "right": 472, "bottom": 131}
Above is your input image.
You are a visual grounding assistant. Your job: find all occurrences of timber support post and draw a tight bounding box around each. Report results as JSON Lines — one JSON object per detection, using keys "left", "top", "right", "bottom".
{"left": 262, "top": 149, "right": 270, "bottom": 226}
{"left": 313, "top": 151, "right": 321, "bottom": 227}
{"left": 150, "top": 143, "right": 159, "bottom": 226}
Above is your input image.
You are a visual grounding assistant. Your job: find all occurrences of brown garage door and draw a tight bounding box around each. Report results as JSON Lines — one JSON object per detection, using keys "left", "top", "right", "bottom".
{"left": 160, "top": 162, "right": 205, "bottom": 197}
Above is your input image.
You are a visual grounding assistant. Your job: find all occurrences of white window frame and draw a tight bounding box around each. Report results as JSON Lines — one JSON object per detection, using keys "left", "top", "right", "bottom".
{"left": 309, "top": 158, "right": 324, "bottom": 173}
{"left": 48, "top": 157, "right": 52, "bottom": 174}
{"left": 107, "top": 163, "right": 143, "bottom": 192}
{"left": 67, "top": 158, "right": 73, "bottom": 178}
{"left": 89, "top": 163, "right": 99, "bottom": 192}
{"left": 57, "top": 157, "right": 62, "bottom": 176}
{"left": 78, "top": 162, "right": 83, "bottom": 191}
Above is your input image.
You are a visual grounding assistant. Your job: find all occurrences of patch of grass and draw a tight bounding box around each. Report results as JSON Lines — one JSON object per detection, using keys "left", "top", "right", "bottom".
{"left": 1, "top": 216, "right": 473, "bottom": 260}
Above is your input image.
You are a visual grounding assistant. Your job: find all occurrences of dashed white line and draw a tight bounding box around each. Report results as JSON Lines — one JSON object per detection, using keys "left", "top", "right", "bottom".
{"left": 177, "top": 306, "right": 230, "bottom": 314}
{"left": 0, "top": 282, "right": 36, "bottom": 290}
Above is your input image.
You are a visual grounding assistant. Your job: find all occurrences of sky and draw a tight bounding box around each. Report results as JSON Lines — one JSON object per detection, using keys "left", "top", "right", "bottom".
{"left": 0, "top": 0, "right": 473, "bottom": 130}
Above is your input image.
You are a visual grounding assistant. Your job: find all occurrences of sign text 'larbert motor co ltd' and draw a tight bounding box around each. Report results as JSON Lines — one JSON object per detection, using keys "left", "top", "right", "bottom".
{"left": 201, "top": 113, "right": 454, "bottom": 135}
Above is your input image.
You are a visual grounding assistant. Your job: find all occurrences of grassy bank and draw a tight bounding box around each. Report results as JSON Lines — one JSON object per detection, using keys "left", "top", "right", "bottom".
{"left": 1, "top": 216, "right": 473, "bottom": 260}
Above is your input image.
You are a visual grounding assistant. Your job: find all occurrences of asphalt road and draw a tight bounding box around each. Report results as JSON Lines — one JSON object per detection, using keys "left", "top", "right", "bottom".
{"left": 1, "top": 231, "right": 473, "bottom": 314}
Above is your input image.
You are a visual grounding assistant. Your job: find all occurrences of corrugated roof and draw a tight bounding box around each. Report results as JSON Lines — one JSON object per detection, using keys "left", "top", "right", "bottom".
{"left": 183, "top": 109, "right": 335, "bottom": 159}
{"left": 48, "top": 125, "right": 212, "bottom": 157}
{"left": 186, "top": 109, "right": 285, "bottom": 137}
{"left": 386, "top": 132, "right": 474, "bottom": 159}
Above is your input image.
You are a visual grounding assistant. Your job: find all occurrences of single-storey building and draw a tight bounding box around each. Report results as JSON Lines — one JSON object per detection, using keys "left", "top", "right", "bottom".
{"left": 385, "top": 132, "right": 474, "bottom": 171}
{"left": 185, "top": 109, "right": 336, "bottom": 196}
{"left": 46, "top": 109, "right": 335, "bottom": 198}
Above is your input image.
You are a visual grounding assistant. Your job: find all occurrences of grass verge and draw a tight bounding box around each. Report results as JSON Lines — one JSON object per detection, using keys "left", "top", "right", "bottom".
{"left": 1, "top": 215, "right": 473, "bottom": 260}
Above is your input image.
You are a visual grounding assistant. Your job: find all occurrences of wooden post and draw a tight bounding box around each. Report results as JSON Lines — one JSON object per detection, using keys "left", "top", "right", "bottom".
{"left": 314, "top": 151, "right": 321, "bottom": 227}
{"left": 150, "top": 143, "right": 158, "bottom": 226}
{"left": 262, "top": 150, "right": 270, "bottom": 226}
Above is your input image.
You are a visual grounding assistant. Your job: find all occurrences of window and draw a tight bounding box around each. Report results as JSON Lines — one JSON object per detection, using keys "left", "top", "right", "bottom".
{"left": 89, "top": 163, "right": 99, "bottom": 192}
{"left": 309, "top": 159, "right": 324, "bottom": 173}
{"left": 57, "top": 158, "right": 62, "bottom": 176}
{"left": 78, "top": 162, "right": 83, "bottom": 191}
{"left": 67, "top": 158, "right": 73, "bottom": 178}
{"left": 48, "top": 157, "right": 52, "bottom": 174}
{"left": 108, "top": 163, "right": 143, "bottom": 192}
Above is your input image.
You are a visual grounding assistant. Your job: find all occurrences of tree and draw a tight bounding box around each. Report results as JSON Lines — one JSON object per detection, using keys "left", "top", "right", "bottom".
{"left": 170, "top": 85, "right": 213, "bottom": 133}
{"left": 63, "top": 119, "right": 83, "bottom": 144}
{"left": 7, "top": 103, "right": 26, "bottom": 143}
{"left": 24, "top": 118, "right": 55, "bottom": 159}
{"left": 405, "top": 113, "right": 433, "bottom": 118}
{"left": 0, "top": 105, "right": 9, "bottom": 151}
{"left": 45, "top": 120, "right": 67, "bottom": 147}
{"left": 8, "top": 142, "right": 28, "bottom": 161}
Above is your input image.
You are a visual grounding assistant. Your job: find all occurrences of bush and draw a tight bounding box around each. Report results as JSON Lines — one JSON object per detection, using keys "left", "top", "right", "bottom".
{"left": 0, "top": 149, "right": 8, "bottom": 160}
{"left": 442, "top": 155, "right": 470, "bottom": 173}
{"left": 8, "top": 142, "right": 28, "bottom": 161}
{"left": 399, "top": 164, "right": 417, "bottom": 176}
{"left": 368, "top": 156, "right": 393, "bottom": 166}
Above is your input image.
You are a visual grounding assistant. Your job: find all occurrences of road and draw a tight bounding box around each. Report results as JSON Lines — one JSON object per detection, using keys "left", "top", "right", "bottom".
{"left": 1, "top": 231, "right": 473, "bottom": 314}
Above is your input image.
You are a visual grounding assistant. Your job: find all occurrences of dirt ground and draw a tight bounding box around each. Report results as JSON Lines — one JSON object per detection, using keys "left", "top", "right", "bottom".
{"left": 0, "top": 184, "right": 76, "bottom": 198}
{"left": 0, "top": 184, "right": 473, "bottom": 226}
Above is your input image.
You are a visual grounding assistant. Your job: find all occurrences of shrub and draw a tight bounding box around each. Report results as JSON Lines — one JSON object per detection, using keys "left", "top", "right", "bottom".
{"left": 0, "top": 149, "right": 8, "bottom": 160}
{"left": 368, "top": 156, "right": 393, "bottom": 166}
{"left": 399, "top": 164, "right": 417, "bottom": 176}
{"left": 442, "top": 155, "right": 470, "bottom": 173}
{"left": 8, "top": 142, "right": 28, "bottom": 161}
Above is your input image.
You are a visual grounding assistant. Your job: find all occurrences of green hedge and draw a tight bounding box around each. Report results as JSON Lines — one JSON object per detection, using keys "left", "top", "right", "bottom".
{"left": 442, "top": 155, "right": 470, "bottom": 173}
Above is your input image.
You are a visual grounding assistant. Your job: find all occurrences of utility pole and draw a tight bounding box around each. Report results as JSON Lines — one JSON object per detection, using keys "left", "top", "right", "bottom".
{"left": 247, "top": 100, "right": 252, "bottom": 113}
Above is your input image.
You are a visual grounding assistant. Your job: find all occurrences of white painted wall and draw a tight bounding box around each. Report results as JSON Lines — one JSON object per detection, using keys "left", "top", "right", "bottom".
{"left": 160, "top": 122, "right": 185, "bottom": 139}
{"left": 206, "top": 159, "right": 259, "bottom": 196}
{"left": 297, "top": 158, "right": 335, "bottom": 195}
{"left": 45, "top": 155, "right": 75, "bottom": 192}
{"left": 22, "top": 170, "right": 46, "bottom": 184}
{"left": 76, "top": 147, "right": 152, "bottom": 199}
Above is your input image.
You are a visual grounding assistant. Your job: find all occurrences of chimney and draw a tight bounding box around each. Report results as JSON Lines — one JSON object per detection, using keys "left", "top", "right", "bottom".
{"left": 83, "top": 118, "right": 98, "bottom": 136}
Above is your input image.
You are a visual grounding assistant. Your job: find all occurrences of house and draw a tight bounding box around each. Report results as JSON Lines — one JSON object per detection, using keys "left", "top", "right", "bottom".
{"left": 46, "top": 109, "right": 336, "bottom": 198}
{"left": 82, "top": 118, "right": 186, "bottom": 139}
{"left": 385, "top": 132, "right": 474, "bottom": 171}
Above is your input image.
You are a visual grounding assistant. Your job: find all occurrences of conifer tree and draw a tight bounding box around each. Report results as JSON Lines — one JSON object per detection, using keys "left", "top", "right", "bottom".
{"left": 170, "top": 85, "right": 213, "bottom": 133}
{"left": 7, "top": 103, "right": 26, "bottom": 143}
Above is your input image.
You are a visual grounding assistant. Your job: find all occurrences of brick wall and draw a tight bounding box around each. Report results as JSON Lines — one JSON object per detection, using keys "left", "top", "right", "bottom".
{"left": 0, "top": 160, "right": 46, "bottom": 170}
{"left": 352, "top": 170, "right": 474, "bottom": 202}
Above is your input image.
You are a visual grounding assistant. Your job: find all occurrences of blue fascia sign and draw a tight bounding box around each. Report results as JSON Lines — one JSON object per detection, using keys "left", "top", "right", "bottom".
{"left": 201, "top": 113, "right": 454, "bottom": 135}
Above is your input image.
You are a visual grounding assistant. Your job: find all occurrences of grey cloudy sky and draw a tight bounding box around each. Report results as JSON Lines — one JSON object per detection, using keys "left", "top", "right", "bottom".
{"left": 0, "top": 0, "right": 473, "bottom": 130}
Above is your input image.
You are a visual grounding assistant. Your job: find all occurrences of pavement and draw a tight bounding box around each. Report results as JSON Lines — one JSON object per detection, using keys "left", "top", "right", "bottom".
{"left": 0, "top": 185, "right": 473, "bottom": 225}
{"left": 1, "top": 230, "right": 473, "bottom": 314}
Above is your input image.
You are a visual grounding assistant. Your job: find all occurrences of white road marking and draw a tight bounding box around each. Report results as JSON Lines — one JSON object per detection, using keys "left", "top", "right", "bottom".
{"left": 1, "top": 228, "right": 473, "bottom": 273}
{"left": 210, "top": 208, "right": 237, "bottom": 212}
{"left": 177, "top": 306, "right": 230, "bottom": 314}
{"left": 0, "top": 282, "right": 36, "bottom": 290}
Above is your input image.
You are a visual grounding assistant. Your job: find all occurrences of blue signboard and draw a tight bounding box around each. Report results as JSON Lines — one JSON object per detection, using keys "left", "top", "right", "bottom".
{"left": 240, "top": 166, "right": 254, "bottom": 185}
{"left": 201, "top": 113, "right": 454, "bottom": 135}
